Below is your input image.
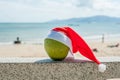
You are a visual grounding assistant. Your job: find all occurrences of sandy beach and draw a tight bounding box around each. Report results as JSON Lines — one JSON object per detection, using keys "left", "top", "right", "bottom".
{"left": 0, "top": 40, "right": 119, "bottom": 58}
{"left": 75, "top": 41, "right": 120, "bottom": 58}
{"left": 0, "top": 44, "right": 47, "bottom": 57}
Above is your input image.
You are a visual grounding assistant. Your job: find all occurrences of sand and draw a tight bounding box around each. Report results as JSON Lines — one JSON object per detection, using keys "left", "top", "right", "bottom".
{"left": 0, "top": 44, "right": 47, "bottom": 57}
{"left": 0, "top": 41, "right": 119, "bottom": 58}
{"left": 74, "top": 41, "right": 120, "bottom": 58}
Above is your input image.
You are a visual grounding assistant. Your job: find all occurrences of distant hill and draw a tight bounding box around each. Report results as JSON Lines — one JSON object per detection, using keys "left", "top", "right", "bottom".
{"left": 47, "top": 15, "right": 120, "bottom": 23}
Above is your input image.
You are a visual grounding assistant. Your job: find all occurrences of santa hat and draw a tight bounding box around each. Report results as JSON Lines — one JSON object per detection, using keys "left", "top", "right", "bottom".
{"left": 47, "top": 26, "right": 106, "bottom": 72}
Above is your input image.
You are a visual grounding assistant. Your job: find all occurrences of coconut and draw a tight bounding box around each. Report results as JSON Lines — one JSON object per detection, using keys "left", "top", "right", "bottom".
{"left": 44, "top": 38, "right": 69, "bottom": 61}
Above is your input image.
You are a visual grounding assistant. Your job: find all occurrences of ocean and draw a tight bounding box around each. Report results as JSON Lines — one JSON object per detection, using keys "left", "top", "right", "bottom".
{"left": 0, "top": 22, "right": 120, "bottom": 45}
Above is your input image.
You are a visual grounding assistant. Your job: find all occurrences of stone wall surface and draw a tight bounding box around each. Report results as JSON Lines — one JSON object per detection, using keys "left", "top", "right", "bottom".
{"left": 0, "top": 61, "right": 120, "bottom": 80}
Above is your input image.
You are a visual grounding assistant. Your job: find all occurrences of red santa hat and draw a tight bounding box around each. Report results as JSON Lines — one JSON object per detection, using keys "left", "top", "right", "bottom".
{"left": 47, "top": 26, "right": 106, "bottom": 72}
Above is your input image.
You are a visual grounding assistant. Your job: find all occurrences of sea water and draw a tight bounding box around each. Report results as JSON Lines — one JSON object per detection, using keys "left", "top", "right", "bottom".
{"left": 0, "top": 22, "right": 120, "bottom": 45}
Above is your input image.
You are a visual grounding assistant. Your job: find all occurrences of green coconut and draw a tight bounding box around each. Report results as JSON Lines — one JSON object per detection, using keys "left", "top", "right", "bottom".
{"left": 44, "top": 38, "right": 69, "bottom": 61}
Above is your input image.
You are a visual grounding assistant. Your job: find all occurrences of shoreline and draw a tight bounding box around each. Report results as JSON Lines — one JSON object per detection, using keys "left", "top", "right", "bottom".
{"left": 0, "top": 33, "right": 120, "bottom": 45}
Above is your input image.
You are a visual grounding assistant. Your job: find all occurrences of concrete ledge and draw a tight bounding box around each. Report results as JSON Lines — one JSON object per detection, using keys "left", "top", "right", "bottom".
{"left": 0, "top": 57, "right": 120, "bottom": 63}
{"left": 0, "top": 57, "right": 120, "bottom": 80}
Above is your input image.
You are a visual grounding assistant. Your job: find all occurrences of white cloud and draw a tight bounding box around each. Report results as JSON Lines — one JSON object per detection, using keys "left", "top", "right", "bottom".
{"left": 0, "top": 0, "right": 120, "bottom": 22}
{"left": 92, "top": 0, "right": 120, "bottom": 17}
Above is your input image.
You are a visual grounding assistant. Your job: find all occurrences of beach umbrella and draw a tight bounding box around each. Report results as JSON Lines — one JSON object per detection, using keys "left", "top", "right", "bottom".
{"left": 44, "top": 26, "right": 106, "bottom": 72}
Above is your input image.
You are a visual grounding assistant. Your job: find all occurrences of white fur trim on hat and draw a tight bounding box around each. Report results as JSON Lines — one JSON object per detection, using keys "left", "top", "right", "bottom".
{"left": 98, "top": 64, "right": 106, "bottom": 72}
{"left": 47, "top": 30, "right": 72, "bottom": 50}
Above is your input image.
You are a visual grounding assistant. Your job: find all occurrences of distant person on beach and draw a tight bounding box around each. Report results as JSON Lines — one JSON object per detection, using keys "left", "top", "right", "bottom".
{"left": 92, "top": 48, "right": 98, "bottom": 52}
{"left": 14, "top": 37, "right": 21, "bottom": 44}
{"left": 102, "top": 34, "right": 104, "bottom": 43}
{"left": 107, "top": 43, "right": 119, "bottom": 48}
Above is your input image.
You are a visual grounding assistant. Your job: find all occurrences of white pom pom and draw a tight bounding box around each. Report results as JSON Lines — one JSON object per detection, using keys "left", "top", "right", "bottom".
{"left": 98, "top": 64, "right": 106, "bottom": 72}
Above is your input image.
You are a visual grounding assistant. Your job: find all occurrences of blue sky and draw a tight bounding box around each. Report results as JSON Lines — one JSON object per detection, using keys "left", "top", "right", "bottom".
{"left": 0, "top": 0, "right": 120, "bottom": 22}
